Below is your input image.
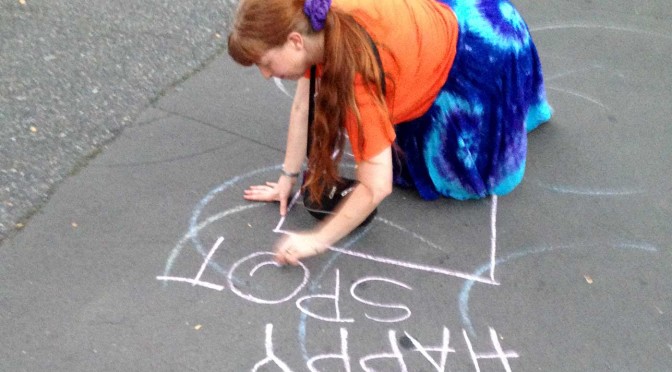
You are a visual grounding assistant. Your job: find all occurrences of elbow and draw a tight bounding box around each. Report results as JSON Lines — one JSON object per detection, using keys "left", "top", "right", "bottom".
{"left": 369, "top": 182, "right": 393, "bottom": 206}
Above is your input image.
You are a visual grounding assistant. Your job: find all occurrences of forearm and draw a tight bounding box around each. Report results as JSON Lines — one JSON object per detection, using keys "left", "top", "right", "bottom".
{"left": 314, "top": 183, "right": 381, "bottom": 246}
{"left": 282, "top": 78, "right": 310, "bottom": 173}
{"left": 313, "top": 147, "right": 393, "bottom": 247}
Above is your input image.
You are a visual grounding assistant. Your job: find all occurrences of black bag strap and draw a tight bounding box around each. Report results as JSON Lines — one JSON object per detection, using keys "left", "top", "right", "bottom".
{"left": 306, "top": 30, "right": 385, "bottom": 158}
{"left": 307, "top": 65, "right": 317, "bottom": 155}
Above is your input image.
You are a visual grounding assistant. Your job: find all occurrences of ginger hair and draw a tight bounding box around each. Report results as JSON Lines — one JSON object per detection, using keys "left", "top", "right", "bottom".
{"left": 228, "top": 0, "right": 388, "bottom": 203}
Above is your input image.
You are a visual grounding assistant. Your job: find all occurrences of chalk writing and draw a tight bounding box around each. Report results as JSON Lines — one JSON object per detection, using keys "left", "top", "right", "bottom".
{"left": 253, "top": 323, "right": 517, "bottom": 371}
{"left": 161, "top": 166, "right": 501, "bottom": 287}
{"left": 463, "top": 328, "right": 518, "bottom": 372}
{"left": 157, "top": 159, "right": 657, "bottom": 370}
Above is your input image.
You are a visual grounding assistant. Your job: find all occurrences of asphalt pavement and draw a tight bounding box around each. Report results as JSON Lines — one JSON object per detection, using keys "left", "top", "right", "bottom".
{"left": 1, "top": 0, "right": 671, "bottom": 371}
{"left": 0, "top": 0, "right": 233, "bottom": 240}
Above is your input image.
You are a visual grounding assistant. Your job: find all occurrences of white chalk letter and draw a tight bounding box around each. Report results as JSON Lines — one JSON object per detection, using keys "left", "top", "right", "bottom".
{"left": 404, "top": 327, "right": 455, "bottom": 372}
{"left": 350, "top": 276, "right": 412, "bottom": 323}
{"left": 228, "top": 252, "right": 309, "bottom": 304}
{"left": 462, "top": 328, "right": 519, "bottom": 372}
{"left": 307, "top": 328, "right": 351, "bottom": 372}
{"left": 296, "top": 269, "right": 354, "bottom": 323}
{"left": 251, "top": 323, "right": 294, "bottom": 372}
{"left": 360, "top": 330, "right": 408, "bottom": 372}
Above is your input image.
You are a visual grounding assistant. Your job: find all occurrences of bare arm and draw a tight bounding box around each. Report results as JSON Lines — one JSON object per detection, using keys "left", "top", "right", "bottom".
{"left": 275, "top": 146, "right": 393, "bottom": 265}
{"left": 282, "top": 76, "right": 310, "bottom": 177}
{"left": 243, "top": 77, "right": 310, "bottom": 215}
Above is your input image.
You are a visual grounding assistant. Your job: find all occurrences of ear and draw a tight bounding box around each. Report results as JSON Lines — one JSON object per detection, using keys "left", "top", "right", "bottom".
{"left": 287, "top": 32, "right": 305, "bottom": 50}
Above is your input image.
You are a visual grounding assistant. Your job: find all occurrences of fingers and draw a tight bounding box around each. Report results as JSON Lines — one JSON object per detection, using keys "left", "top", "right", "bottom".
{"left": 274, "top": 236, "right": 297, "bottom": 266}
{"left": 275, "top": 248, "right": 299, "bottom": 266}
{"left": 274, "top": 237, "right": 290, "bottom": 265}
{"left": 243, "top": 183, "right": 278, "bottom": 202}
{"left": 273, "top": 235, "right": 326, "bottom": 266}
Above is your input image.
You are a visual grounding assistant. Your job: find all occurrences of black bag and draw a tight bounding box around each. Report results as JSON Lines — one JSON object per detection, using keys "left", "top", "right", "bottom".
{"left": 302, "top": 31, "right": 384, "bottom": 226}
{"left": 302, "top": 175, "right": 377, "bottom": 225}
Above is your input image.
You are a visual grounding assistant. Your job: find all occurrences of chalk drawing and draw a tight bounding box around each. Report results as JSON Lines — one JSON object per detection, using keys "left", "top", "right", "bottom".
{"left": 157, "top": 162, "right": 660, "bottom": 370}
{"left": 306, "top": 327, "right": 351, "bottom": 372}
{"left": 162, "top": 165, "right": 281, "bottom": 279}
{"left": 162, "top": 164, "right": 501, "bottom": 286}
{"left": 403, "top": 327, "right": 455, "bottom": 371}
{"left": 156, "top": 236, "right": 226, "bottom": 291}
{"left": 463, "top": 328, "right": 519, "bottom": 372}
{"left": 547, "top": 86, "right": 609, "bottom": 111}
{"left": 151, "top": 10, "right": 672, "bottom": 370}
{"left": 359, "top": 330, "right": 408, "bottom": 372}
{"left": 255, "top": 323, "right": 516, "bottom": 371}
{"left": 534, "top": 181, "right": 644, "bottom": 196}
{"left": 458, "top": 241, "right": 658, "bottom": 337}
{"left": 295, "top": 269, "right": 355, "bottom": 323}
{"left": 228, "top": 251, "right": 310, "bottom": 305}
{"left": 271, "top": 192, "right": 500, "bottom": 284}
{"left": 298, "top": 223, "right": 374, "bottom": 359}
{"left": 252, "top": 323, "right": 293, "bottom": 372}
{"left": 349, "top": 276, "right": 412, "bottom": 323}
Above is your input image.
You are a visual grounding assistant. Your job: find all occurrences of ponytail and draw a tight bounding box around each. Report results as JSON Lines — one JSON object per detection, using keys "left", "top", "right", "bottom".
{"left": 304, "top": 9, "right": 388, "bottom": 203}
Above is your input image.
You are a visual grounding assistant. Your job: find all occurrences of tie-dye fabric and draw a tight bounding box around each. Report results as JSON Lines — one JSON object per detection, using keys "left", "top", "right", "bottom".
{"left": 393, "top": 0, "right": 552, "bottom": 200}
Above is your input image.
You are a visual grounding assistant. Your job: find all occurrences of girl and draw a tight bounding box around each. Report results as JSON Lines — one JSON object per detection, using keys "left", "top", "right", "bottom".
{"left": 228, "top": 0, "right": 552, "bottom": 265}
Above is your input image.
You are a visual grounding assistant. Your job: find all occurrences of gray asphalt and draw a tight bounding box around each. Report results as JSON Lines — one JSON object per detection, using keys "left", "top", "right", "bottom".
{"left": 1, "top": 0, "right": 671, "bottom": 371}
{"left": 0, "top": 0, "right": 233, "bottom": 241}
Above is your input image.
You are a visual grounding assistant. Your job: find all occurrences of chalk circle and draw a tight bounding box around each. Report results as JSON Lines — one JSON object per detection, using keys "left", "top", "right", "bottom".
{"left": 458, "top": 241, "right": 665, "bottom": 336}
{"left": 228, "top": 251, "right": 310, "bottom": 305}
{"left": 163, "top": 162, "right": 506, "bottom": 291}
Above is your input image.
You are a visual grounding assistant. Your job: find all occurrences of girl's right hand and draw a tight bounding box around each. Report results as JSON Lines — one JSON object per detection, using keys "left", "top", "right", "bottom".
{"left": 243, "top": 175, "right": 296, "bottom": 216}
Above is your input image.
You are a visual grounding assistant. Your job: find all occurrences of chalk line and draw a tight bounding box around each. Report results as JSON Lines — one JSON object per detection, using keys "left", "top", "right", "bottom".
{"left": 349, "top": 276, "right": 412, "bottom": 323}
{"left": 273, "top": 189, "right": 303, "bottom": 233}
{"left": 161, "top": 164, "right": 282, "bottom": 281}
{"left": 155, "top": 276, "right": 224, "bottom": 291}
{"left": 298, "top": 221, "right": 375, "bottom": 361}
{"left": 459, "top": 241, "right": 658, "bottom": 337}
{"left": 327, "top": 244, "right": 499, "bottom": 285}
{"left": 162, "top": 203, "right": 264, "bottom": 279}
{"left": 376, "top": 217, "right": 447, "bottom": 252}
{"left": 228, "top": 251, "right": 310, "bottom": 305}
{"left": 194, "top": 236, "right": 225, "bottom": 283}
{"left": 252, "top": 324, "right": 293, "bottom": 372}
{"left": 547, "top": 86, "right": 609, "bottom": 111}
{"left": 463, "top": 328, "right": 519, "bottom": 372}
{"left": 534, "top": 181, "right": 644, "bottom": 196}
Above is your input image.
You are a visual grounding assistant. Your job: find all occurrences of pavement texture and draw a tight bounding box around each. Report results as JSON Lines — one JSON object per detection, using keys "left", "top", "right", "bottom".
{"left": 1, "top": 0, "right": 671, "bottom": 371}
{"left": 0, "top": 0, "right": 233, "bottom": 240}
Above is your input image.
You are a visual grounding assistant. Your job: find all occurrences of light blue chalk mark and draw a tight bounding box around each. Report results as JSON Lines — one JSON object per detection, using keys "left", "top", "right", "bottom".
{"left": 535, "top": 181, "right": 644, "bottom": 196}
{"left": 162, "top": 165, "right": 281, "bottom": 280}
{"left": 298, "top": 222, "right": 375, "bottom": 361}
{"left": 459, "top": 241, "right": 658, "bottom": 337}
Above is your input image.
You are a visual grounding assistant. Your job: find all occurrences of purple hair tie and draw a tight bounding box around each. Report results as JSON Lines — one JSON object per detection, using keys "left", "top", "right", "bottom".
{"left": 304, "top": 0, "right": 332, "bottom": 31}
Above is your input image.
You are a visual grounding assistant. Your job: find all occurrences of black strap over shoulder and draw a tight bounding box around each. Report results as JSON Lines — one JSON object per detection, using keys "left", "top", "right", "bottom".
{"left": 307, "top": 65, "right": 317, "bottom": 154}
{"left": 302, "top": 29, "right": 382, "bottom": 226}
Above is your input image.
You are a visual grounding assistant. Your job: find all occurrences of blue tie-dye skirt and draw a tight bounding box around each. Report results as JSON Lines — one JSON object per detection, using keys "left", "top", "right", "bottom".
{"left": 393, "top": 0, "right": 553, "bottom": 200}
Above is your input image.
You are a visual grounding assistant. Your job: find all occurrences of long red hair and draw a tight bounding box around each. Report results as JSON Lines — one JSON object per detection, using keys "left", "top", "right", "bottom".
{"left": 228, "top": 0, "right": 388, "bottom": 203}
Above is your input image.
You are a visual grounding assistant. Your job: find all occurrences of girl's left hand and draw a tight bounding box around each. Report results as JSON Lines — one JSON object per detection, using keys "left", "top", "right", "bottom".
{"left": 274, "top": 232, "right": 329, "bottom": 266}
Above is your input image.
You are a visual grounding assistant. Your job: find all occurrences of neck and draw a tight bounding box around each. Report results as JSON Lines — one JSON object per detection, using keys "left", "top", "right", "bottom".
{"left": 304, "top": 32, "right": 326, "bottom": 64}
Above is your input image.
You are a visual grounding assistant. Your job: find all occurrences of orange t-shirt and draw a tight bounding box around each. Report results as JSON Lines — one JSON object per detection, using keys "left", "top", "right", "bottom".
{"left": 332, "top": 0, "right": 458, "bottom": 161}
